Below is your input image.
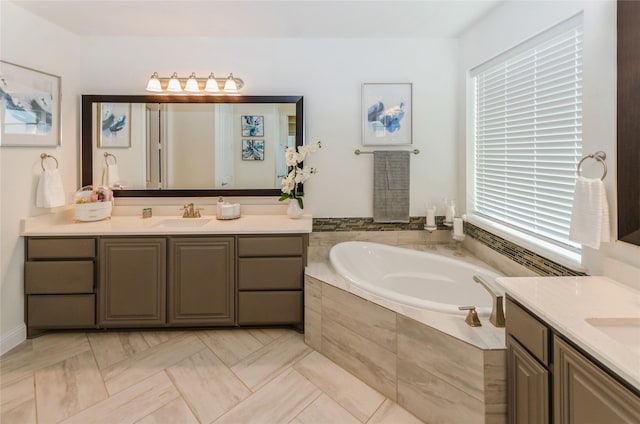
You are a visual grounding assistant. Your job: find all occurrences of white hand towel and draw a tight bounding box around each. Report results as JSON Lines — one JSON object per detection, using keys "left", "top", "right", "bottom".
{"left": 36, "top": 169, "right": 66, "bottom": 208}
{"left": 569, "top": 176, "right": 610, "bottom": 249}
{"left": 105, "top": 163, "right": 120, "bottom": 187}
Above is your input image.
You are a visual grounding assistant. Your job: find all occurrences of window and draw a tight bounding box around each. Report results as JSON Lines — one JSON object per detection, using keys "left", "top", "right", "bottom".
{"left": 469, "top": 15, "right": 584, "bottom": 259}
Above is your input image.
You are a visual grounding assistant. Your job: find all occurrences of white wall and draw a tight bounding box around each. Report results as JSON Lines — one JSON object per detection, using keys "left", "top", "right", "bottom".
{"left": 458, "top": 0, "right": 640, "bottom": 283}
{"left": 0, "top": 1, "right": 82, "bottom": 353}
{"left": 78, "top": 36, "right": 460, "bottom": 217}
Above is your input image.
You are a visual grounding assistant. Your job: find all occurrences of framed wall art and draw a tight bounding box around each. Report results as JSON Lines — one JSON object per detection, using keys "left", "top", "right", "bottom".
{"left": 242, "top": 139, "right": 265, "bottom": 161}
{"left": 0, "top": 60, "right": 61, "bottom": 147}
{"left": 97, "top": 103, "right": 131, "bottom": 148}
{"left": 362, "top": 83, "right": 412, "bottom": 146}
{"left": 241, "top": 115, "right": 264, "bottom": 137}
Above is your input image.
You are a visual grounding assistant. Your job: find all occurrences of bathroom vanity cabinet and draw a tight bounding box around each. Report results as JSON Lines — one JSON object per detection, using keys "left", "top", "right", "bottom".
{"left": 506, "top": 297, "right": 640, "bottom": 424}
{"left": 24, "top": 233, "right": 307, "bottom": 336}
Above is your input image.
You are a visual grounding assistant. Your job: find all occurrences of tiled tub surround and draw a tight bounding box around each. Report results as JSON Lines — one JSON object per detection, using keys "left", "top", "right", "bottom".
{"left": 305, "top": 232, "right": 509, "bottom": 424}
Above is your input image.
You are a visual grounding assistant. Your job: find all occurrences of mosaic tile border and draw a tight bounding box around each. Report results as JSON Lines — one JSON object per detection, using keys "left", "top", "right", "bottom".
{"left": 311, "top": 217, "right": 586, "bottom": 277}
{"left": 312, "top": 216, "right": 447, "bottom": 232}
{"left": 464, "top": 222, "right": 586, "bottom": 277}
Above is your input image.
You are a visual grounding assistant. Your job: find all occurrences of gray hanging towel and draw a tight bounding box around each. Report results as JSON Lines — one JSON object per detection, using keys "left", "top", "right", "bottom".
{"left": 373, "top": 151, "right": 410, "bottom": 223}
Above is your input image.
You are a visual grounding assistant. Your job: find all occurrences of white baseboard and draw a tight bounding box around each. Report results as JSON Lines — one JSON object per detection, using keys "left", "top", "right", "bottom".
{"left": 1, "top": 323, "right": 26, "bottom": 356}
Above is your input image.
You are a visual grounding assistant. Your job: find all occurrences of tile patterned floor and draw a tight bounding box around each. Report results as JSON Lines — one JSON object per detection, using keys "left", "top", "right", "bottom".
{"left": 0, "top": 329, "right": 423, "bottom": 423}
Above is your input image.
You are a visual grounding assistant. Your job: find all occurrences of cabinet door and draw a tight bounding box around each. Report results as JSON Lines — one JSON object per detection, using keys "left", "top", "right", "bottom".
{"left": 507, "top": 335, "right": 549, "bottom": 424}
{"left": 554, "top": 336, "right": 640, "bottom": 424}
{"left": 99, "top": 238, "right": 166, "bottom": 327}
{"left": 168, "top": 237, "right": 235, "bottom": 326}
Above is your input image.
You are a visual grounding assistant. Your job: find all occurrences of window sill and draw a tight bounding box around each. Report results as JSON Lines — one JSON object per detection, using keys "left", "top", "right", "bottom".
{"left": 466, "top": 214, "right": 586, "bottom": 273}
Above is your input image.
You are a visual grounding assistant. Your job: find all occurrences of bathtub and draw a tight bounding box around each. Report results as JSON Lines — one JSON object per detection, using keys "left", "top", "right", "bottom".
{"left": 329, "top": 241, "right": 502, "bottom": 316}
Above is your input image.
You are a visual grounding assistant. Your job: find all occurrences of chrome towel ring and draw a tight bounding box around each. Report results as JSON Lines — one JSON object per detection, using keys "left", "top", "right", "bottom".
{"left": 40, "top": 153, "right": 59, "bottom": 171}
{"left": 577, "top": 151, "right": 607, "bottom": 181}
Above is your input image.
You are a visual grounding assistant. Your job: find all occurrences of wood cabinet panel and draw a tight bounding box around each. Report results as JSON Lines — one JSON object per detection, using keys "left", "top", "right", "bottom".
{"left": 238, "top": 291, "right": 302, "bottom": 325}
{"left": 506, "top": 335, "right": 549, "bottom": 424}
{"left": 28, "top": 295, "right": 95, "bottom": 328}
{"left": 99, "top": 238, "right": 166, "bottom": 327}
{"left": 238, "top": 257, "right": 303, "bottom": 290}
{"left": 168, "top": 237, "right": 235, "bottom": 326}
{"left": 506, "top": 298, "right": 549, "bottom": 365}
{"left": 27, "top": 238, "right": 95, "bottom": 259}
{"left": 25, "top": 261, "right": 94, "bottom": 294}
{"left": 238, "top": 235, "right": 305, "bottom": 257}
{"left": 554, "top": 336, "right": 640, "bottom": 424}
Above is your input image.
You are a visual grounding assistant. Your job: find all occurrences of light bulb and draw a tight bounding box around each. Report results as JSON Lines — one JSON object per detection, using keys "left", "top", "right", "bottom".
{"left": 223, "top": 73, "right": 238, "bottom": 93}
{"left": 204, "top": 72, "right": 219, "bottom": 93}
{"left": 145, "top": 72, "right": 162, "bottom": 92}
{"left": 166, "top": 72, "right": 182, "bottom": 92}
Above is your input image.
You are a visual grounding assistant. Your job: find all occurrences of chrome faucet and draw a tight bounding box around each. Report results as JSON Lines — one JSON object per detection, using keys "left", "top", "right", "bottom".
{"left": 473, "top": 275, "right": 506, "bottom": 327}
{"left": 181, "top": 203, "right": 202, "bottom": 218}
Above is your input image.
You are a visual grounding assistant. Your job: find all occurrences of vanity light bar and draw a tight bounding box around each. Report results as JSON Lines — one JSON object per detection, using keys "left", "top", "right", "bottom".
{"left": 146, "top": 72, "right": 245, "bottom": 94}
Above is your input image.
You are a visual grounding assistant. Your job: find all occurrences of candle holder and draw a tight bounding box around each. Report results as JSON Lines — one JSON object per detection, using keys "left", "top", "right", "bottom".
{"left": 424, "top": 225, "right": 438, "bottom": 249}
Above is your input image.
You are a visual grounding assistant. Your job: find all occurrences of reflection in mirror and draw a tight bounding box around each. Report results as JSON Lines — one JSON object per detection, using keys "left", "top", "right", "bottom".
{"left": 82, "top": 95, "right": 303, "bottom": 197}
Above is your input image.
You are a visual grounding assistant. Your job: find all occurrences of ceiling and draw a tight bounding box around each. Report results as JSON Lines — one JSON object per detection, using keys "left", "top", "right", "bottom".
{"left": 10, "top": 0, "right": 503, "bottom": 38}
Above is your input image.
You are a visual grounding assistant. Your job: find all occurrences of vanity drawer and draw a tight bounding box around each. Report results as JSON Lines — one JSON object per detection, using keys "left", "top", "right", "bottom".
{"left": 28, "top": 238, "right": 96, "bottom": 259}
{"left": 25, "top": 261, "right": 94, "bottom": 294}
{"left": 238, "top": 235, "right": 305, "bottom": 257}
{"left": 27, "top": 294, "right": 95, "bottom": 328}
{"left": 238, "top": 257, "right": 303, "bottom": 290}
{"left": 506, "top": 298, "right": 549, "bottom": 365}
{"left": 238, "top": 291, "right": 302, "bottom": 325}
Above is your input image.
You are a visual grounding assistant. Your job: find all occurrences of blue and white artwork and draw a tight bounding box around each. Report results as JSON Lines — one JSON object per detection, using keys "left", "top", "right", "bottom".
{"left": 0, "top": 61, "right": 61, "bottom": 146}
{"left": 241, "top": 115, "right": 264, "bottom": 137}
{"left": 98, "top": 103, "right": 131, "bottom": 148}
{"left": 242, "top": 139, "right": 265, "bottom": 161}
{"left": 362, "top": 83, "right": 412, "bottom": 146}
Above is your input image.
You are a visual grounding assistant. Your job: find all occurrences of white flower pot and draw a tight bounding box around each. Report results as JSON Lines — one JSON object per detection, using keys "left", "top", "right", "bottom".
{"left": 287, "top": 200, "right": 304, "bottom": 219}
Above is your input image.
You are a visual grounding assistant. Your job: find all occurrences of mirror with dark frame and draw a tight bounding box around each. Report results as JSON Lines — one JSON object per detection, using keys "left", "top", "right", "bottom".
{"left": 81, "top": 95, "right": 304, "bottom": 197}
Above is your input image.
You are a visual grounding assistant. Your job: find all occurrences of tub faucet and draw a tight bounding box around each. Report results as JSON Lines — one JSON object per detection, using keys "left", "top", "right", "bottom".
{"left": 473, "top": 275, "right": 506, "bottom": 328}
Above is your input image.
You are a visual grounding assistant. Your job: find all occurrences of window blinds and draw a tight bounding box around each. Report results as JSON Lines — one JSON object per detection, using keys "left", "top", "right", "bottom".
{"left": 472, "top": 18, "right": 583, "bottom": 252}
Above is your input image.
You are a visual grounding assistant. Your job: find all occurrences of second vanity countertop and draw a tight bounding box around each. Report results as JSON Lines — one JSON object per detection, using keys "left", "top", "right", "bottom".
{"left": 21, "top": 207, "right": 312, "bottom": 236}
{"left": 496, "top": 276, "right": 640, "bottom": 391}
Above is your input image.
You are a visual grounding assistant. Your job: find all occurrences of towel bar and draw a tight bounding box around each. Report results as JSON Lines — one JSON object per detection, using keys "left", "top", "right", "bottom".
{"left": 577, "top": 151, "right": 607, "bottom": 180}
{"left": 354, "top": 149, "right": 420, "bottom": 155}
{"left": 40, "top": 153, "right": 58, "bottom": 171}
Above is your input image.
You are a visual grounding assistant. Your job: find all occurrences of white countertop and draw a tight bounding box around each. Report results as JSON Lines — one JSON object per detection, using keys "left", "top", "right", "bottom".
{"left": 21, "top": 207, "right": 312, "bottom": 236}
{"left": 496, "top": 276, "right": 640, "bottom": 391}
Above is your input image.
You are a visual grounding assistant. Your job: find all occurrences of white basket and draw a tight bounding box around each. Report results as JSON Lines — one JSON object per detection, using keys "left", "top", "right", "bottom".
{"left": 74, "top": 201, "right": 112, "bottom": 222}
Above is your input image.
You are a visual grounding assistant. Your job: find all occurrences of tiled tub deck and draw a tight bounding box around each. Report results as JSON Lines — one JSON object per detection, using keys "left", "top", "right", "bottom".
{"left": 304, "top": 232, "right": 507, "bottom": 424}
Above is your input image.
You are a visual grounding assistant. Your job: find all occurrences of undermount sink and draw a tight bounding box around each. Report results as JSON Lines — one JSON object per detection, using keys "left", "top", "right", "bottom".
{"left": 152, "top": 218, "right": 212, "bottom": 228}
{"left": 585, "top": 317, "right": 640, "bottom": 355}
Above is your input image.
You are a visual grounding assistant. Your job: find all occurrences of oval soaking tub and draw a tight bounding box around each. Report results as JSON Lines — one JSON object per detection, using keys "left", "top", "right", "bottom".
{"left": 329, "top": 241, "right": 502, "bottom": 316}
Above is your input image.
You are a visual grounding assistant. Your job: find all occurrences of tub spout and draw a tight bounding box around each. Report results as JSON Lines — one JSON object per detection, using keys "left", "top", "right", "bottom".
{"left": 473, "top": 275, "right": 506, "bottom": 328}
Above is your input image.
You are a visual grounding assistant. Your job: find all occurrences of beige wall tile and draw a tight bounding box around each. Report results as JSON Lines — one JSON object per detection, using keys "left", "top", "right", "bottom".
{"left": 87, "top": 332, "right": 150, "bottom": 369}
{"left": 199, "top": 329, "right": 264, "bottom": 367}
{"left": 135, "top": 398, "right": 199, "bottom": 424}
{"left": 60, "top": 372, "right": 180, "bottom": 424}
{"left": 0, "top": 375, "right": 36, "bottom": 424}
{"left": 35, "top": 350, "right": 108, "bottom": 423}
{"left": 166, "top": 349, "right": 250, "bottom": 423}
{"left": 215, "top": 369, "right": 321, "bottom": 424}
{"left": 231, "top": 332, "right": 312, "bottom": 391}
{"left": 304, "top": 307, "right": 322, "bottom": 351}
{"left": 294, "top": 351, "right": 385, "bottom": 422}
{"left": 397, "top": 315, "right": 485, "bottom": 400}
{"left": 398, "top": 360, "right": 484, "bottom": 424}
{"left": 368, "top": 399, "right": 424, "bottom": 424}
{"left": 322, "top": 316, "right": 397, "bottom": 400}
{"left": 484, "top": 349, "right": 507, "bottom": 421}
{"left": 101, "top": 335, "right": 205, "bottom": 395}
{"left": 291, "top": 394, "right": 361, "bottom": 424}
{"left": 322, "top": 283, "right": 397, "bottom": 352}
{"left": 305, "top": 276, "right": 322, "bottom": 313}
